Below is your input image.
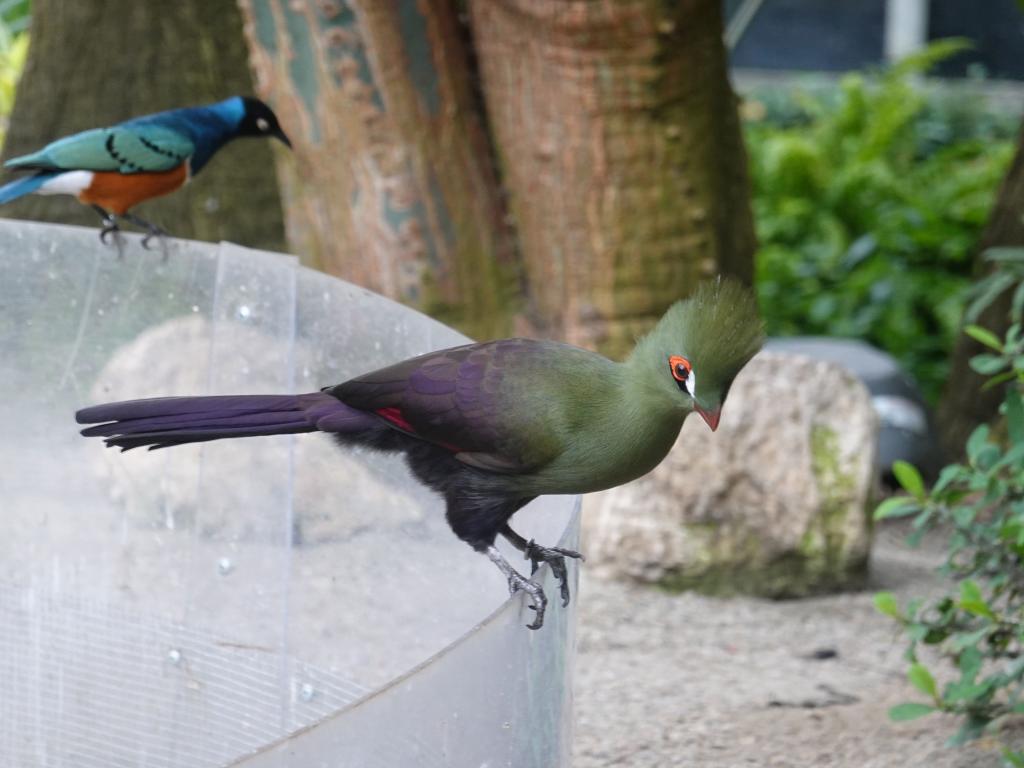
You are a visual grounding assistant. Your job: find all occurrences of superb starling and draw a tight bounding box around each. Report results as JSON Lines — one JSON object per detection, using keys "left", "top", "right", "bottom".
{"left": 76, "top": 279, "right": 763, "bottom": 628}
{"left": 0, "top": 96, "right": 290, "bottom": 246}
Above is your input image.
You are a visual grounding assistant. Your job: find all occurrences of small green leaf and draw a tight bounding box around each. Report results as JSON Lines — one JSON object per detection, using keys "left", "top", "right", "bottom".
{"left": 985, "top": 247, "right": 1024, "bottom": 264}
{"left": 948, "top": 627, "right": 989, "bottom": 652}
{"left": 1007, "top": 388, "right": 1024, "bottom": 446}
{"left": 1013, "top": 282, "right": 1024, "bottom": 322}
{"left": 970, "top": 354, "right": 1009, "bottom": 375}
{"left": 967, "top": 424, "right": 991, "bottom": 462}
{"left": 960, "top": 580, "right": 983, "bottom": 603}
{"left": 908, "top": 663, "right": 938, "bottom": 700}
{"left": 889, "top": 702, "right": 936, "bottom": 721}
{"left": 981, "top": 371, "right": 1017, "bottom": 391}
{"left": 892, "top": 461, "right": 925, "bottom": 499}
{"left": 959, "top": 580, "right": 996, "bottom": 620}
{"left": 875, "top": 497, "right": 918, "bottom": 520}
{"left": 1001, "top": 748, "right": 1024, "bottom": 768}
{"left": 965, "top": 325, "right": 1004, "bottom": 352}
{"left": 947, "top": 715, "right": 987, "bottom": 746}
{"left": 874, "top": 591, "right": 900, "bottom": 618}
{"left": 932, "top": 465, "right": 964, "bottom": 494}
{"left": 966, "top": 271, "right": 1016, "bottom": 322}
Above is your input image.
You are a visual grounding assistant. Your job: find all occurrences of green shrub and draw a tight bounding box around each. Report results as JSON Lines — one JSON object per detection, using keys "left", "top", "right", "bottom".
{"left": 875, "top": 247, "right": 1024, "bottom": 763}
{"left": 745, "top": 41, "right": 1016, "bottom": 402}
{"left": 0, "top": 13, "right": 28, "bottom": 147}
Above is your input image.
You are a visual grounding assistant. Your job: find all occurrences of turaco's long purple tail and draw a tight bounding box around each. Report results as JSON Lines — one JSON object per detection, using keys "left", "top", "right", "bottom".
{"left": 75, "top": 392, "right": 376, "bottom": 451}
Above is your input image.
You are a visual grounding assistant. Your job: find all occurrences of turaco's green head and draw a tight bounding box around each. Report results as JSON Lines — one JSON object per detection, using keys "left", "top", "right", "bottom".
{"left": 628, "top": 278, "right": 764, "bottom": 431}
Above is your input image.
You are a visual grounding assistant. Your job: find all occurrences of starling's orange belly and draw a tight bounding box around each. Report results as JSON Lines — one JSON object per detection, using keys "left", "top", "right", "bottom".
{"left": 78, "top": 163, "right": 189, "bottom": 215}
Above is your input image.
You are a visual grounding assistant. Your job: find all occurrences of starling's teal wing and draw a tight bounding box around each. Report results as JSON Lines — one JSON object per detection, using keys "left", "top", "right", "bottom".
{"left": 331, "top": 339, "right": 588, "bottom": 474}
{"left": 5, "top": 124, "right": 194, "bottom": 174}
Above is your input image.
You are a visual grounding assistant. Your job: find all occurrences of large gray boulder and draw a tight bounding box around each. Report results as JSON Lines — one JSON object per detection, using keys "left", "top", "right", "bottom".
{"left": 87, "top": 315, "right": 425, "bottom": 544}
{"left": 582, "top": 351, "right": 877, "bottom": 597}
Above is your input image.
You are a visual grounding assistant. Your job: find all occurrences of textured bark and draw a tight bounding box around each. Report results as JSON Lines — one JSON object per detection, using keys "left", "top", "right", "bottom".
{"left": 938, "top": 124, "right": 1024, "bottom": 456}
{"left": 238, "top": 0, "right": 515, "bottom": 339}
{"left": 469, "top": 0, "right": 755, "bottom": 355}
{"left": 0, "top": 0, "right": 285, "bottom": 251}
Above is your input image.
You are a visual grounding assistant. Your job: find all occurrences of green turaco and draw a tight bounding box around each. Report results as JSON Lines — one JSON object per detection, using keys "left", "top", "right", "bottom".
{"left": 76, "top": 278, "right": 764, "bottom": 628}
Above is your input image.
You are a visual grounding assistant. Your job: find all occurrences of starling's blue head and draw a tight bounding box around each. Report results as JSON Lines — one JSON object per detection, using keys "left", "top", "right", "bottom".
{"left": 237, "top": 97, "right": 292, "bottom": 148}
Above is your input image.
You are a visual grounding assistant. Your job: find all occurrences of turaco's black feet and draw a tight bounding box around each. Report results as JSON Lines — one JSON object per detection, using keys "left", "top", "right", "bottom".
{"left": 486, "top": 545, "right": 548, "bottom": 630}
{"left": 500, "top": 523, "right": 585, "bottom": 609}
{"left": 524, "top": 539, "right": 585, "bottom": 607}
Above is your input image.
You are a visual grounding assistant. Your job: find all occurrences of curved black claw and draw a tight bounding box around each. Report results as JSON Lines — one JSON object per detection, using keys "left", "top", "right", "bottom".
{"left": 506, "top": 569, "right": 548, "bottom": 630}
{"left": 98, "top": 221, "right": 125, "bottom": 258}
{"left": 524, "top": 540, "right": 585, "bottom": 608}
{"left": 140, "top": 228, "right": 167, "bottom": 251}
{"left": 124, "top": 214, "right": 169, "bottom": 259}
{"left": 486, "top": 545, "right": 550, "bottom": 630}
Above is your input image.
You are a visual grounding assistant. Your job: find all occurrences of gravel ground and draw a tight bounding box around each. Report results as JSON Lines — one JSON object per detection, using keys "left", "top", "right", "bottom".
{"left": 573, "top": 523, "right": 1015, "bottom": 768}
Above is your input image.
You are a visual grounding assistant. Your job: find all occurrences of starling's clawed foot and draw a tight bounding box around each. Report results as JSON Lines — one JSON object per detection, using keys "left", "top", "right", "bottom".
{"left": 93, "top": 206, "right": 125, "bottom": 257}
{"left": 523, "top": 539, "right": 585, "bottom": 607}
{"left": 486, "top": 545, "right": 548, "bottom": 630}
{"left": 99, "top": 221, "right": 124, "bottom": 256}
{"left": 124, "top": 213, "right": 169, "bottom": 258}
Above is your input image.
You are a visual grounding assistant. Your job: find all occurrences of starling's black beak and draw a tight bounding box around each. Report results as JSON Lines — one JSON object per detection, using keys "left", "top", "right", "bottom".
{"left": 275, "top": 129, "right": 292, "bottom": 149}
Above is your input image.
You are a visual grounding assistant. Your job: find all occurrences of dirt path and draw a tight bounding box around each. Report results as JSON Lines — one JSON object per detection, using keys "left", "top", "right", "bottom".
{"left": 573, "top": 523, "right": 1007, "bottom": 768}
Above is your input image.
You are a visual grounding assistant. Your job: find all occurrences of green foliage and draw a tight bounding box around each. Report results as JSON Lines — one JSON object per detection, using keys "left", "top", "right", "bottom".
{"left": 745, "top": 41, "right": 1017, "bottom": 401}
{"left": 0, "top": 12, "right": 27, "bottom": 148}
{"left": 875, "top": 248, "right": 1024, "bottom": 761}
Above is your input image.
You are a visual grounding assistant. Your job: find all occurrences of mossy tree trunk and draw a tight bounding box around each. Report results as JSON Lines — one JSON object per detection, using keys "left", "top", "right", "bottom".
{"left": 0, "top": 0, "right": 285, "bottom": 251}
{"left": 239, "top": 0, "right": 753, "bottom": 348}
{"left": 468, "top": 0, "right": 756, "bottom": 354}
{"left": 237, "top": 0, "right": 516, "bottom": 339}
{"left": 938, "top": 124, "right": 1024, "bottom": 455}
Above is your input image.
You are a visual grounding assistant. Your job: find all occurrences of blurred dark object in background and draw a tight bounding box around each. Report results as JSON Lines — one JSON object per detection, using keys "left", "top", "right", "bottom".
{"left": 766, "top": 337, "right": 944, "bottom": 487}
{"left": 725, "top": 0, "right": 1024, "bottom": 80}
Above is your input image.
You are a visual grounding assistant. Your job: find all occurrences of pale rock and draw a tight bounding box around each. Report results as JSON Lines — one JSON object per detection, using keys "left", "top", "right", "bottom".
{"left": 583, "top": 351, "right": 878, "bottom": 597}
{"left": 87, "top": 315, "right": 425, "bottom": 544}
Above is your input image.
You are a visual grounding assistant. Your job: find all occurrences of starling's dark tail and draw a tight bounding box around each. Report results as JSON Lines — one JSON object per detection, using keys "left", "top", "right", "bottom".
{"left": 76, "top": 392, "right": 376, "bottom": 451}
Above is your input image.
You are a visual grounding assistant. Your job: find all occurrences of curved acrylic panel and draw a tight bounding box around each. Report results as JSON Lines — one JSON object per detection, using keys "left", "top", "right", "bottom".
{"left": 0, "top": 221, "right": 578, "bottom": 768}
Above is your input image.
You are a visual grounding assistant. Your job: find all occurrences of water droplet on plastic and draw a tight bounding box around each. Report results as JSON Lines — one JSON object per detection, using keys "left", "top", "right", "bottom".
{"left": 502, "top": 721, "right": 511, "bottom": 729}
{"left": 168, "top": 648, "right": 183, "bottom": 665}
{"left": 217, "top": 557, "right": 233, "bottom": 576}
{"left": 191, "top": 305, "right": 199, "bottom": 313}
{"left": 96, "top": 308, "right": 104, "bottom": 316}
{"left": 300, "top": 683, "right": 315, "bottom": 702}
{"left": 238, "top": 305, "right": 251, "bottom": 319}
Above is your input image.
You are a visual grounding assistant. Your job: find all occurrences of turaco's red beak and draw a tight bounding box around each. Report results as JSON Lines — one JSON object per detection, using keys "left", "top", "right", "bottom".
{"left": 695, "top": 405, "right": 721, "bottom": 432}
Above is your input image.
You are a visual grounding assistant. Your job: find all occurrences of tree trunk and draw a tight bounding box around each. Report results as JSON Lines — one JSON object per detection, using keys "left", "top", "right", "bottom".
{"left": 0, "top": 0, "right": 285, "bottom": 251}
{"left": 937, "top": 123, "right": 1024, "bottom": 455}
{"left": 468, "top": 0, "right": 756, "bottom": 355}
{"left": 237, "top": 0, "right": 516, "bottom": 339}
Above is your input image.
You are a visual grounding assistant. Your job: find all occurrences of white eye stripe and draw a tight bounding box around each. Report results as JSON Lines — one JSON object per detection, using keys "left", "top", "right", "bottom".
{"left": 685, "top": 370, "right": 696, "bottom": 396}
{"left": 256, "top": 117, "right": 270, "bottom": 131}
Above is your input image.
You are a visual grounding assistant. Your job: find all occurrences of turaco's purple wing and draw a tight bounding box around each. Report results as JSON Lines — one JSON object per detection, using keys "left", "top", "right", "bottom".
{"left": 329, "top": 339, "right": 569, "bottom": 474}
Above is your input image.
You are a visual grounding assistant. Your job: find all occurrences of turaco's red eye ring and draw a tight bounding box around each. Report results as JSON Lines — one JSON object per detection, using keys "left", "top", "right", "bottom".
{"left": 669, "top": 355, "right": 692, "bottom": 383}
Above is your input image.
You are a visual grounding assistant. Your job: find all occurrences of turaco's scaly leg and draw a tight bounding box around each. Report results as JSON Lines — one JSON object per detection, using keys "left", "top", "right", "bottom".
{"left": 92, "top": 205, "right": 124, "bottom": 257}
{"left": 485, "top": 545, "right": 548, "bottom": 630}
{"left": 122, "top": 212, "right": 169, "bottom": 256}
{"left": 500, "top": 523, "right": 584, "bottom": 608}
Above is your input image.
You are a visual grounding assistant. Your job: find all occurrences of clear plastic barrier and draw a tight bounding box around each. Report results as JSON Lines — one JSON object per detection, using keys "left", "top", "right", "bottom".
{"left": 0, "top": 221, "right": 579, "bottom": 768}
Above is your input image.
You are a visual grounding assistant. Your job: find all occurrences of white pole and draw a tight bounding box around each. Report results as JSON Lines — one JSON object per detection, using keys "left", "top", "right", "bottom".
{"left": 885, "top": 0, "right": 929, "bottom": 62}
